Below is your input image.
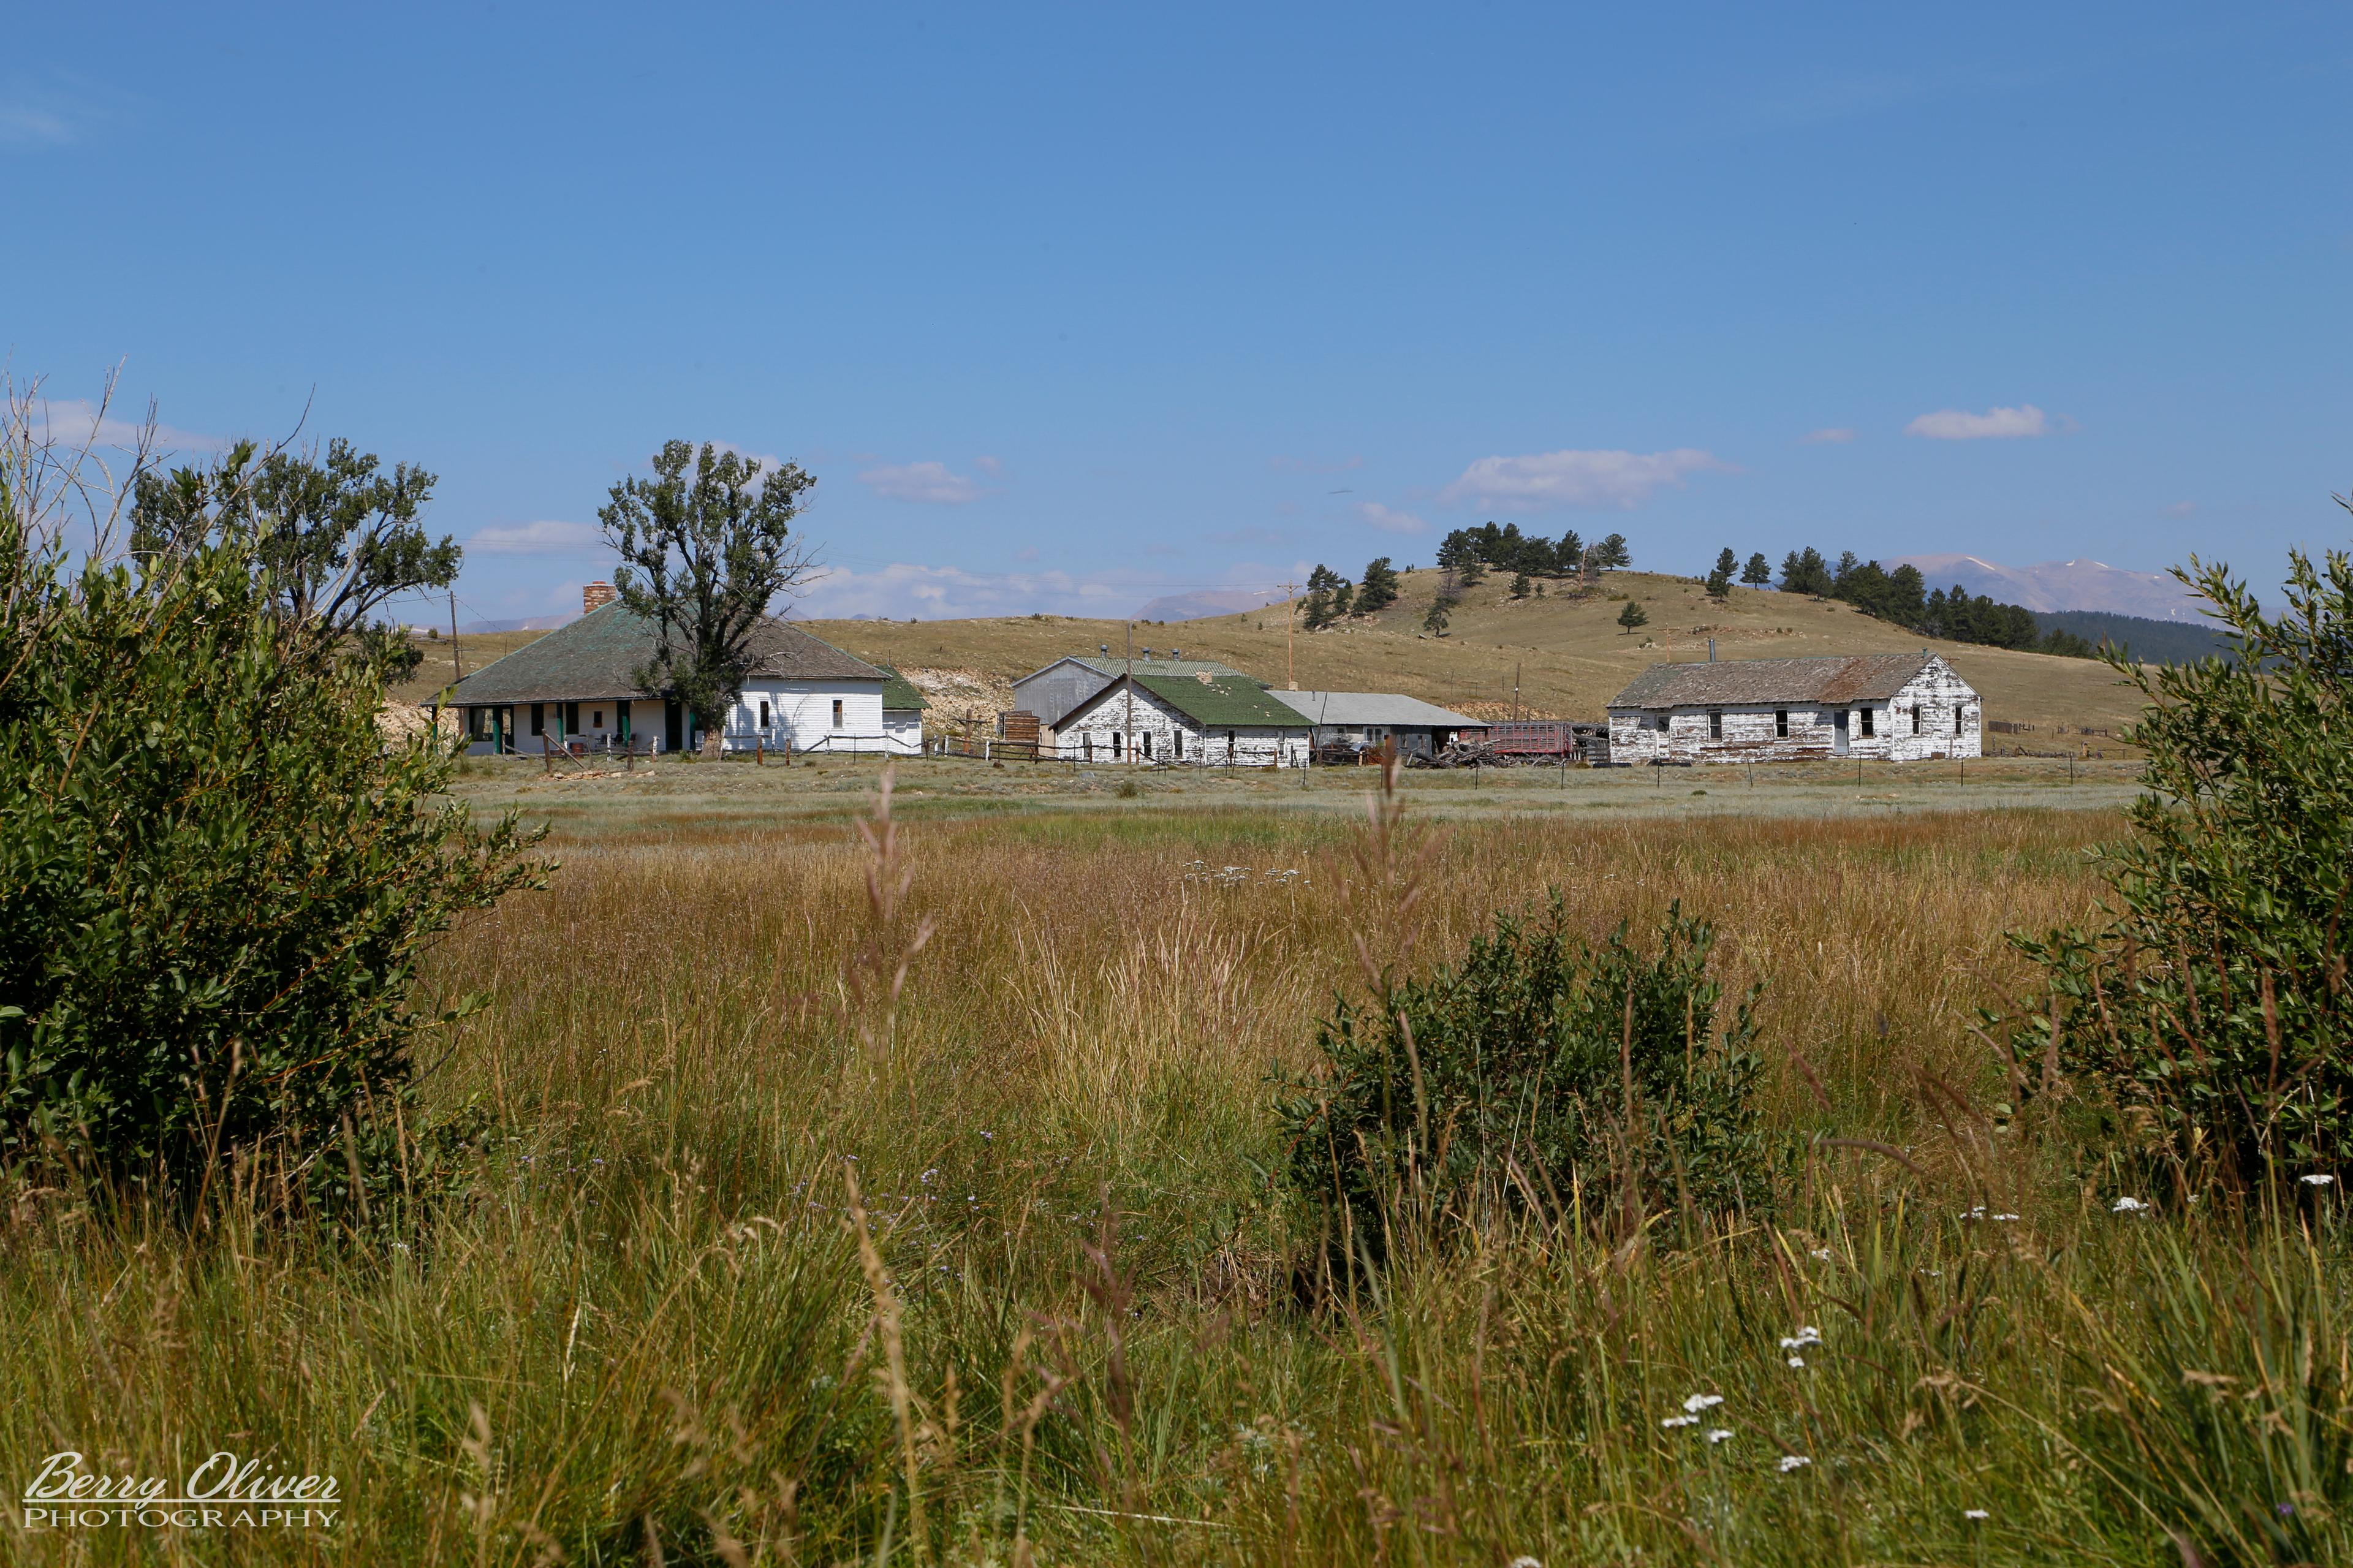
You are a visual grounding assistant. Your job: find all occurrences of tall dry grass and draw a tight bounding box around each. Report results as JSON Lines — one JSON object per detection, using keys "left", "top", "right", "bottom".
{"left": 3, "top": 784, "right": 2345, "bottom": 1564}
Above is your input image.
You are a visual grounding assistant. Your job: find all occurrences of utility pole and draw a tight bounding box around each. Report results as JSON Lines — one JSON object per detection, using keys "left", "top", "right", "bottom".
{"left": 1125, "top": 621, "right": 1135, "bottom": 765}
{"left": 1277, "top": 581, "right": 1300, "bottom": 691}
{"left": 448, "top": 590, "right": 463, "bottom": 681}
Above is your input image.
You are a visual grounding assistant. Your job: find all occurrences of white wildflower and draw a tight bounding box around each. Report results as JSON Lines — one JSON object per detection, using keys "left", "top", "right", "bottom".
{"left": 1778, "top": 1327, "right": 1822, "bottom": 1350}
{"left": 1682, "top": 1392, "right": 1725, "bottom": 1414}
{"left": 1964, "top": 1509, "right": 1990, "bottom": 1521}
{"left": 1810, "top": 1247, "right": 1833, "bottom": 1262}
{"left": 2303, "top": 1173, "right": 2335, "bottom": 1187}
{"left": 1705, "top": 1428, "right": 1733, "bottom": 1444}
{"left": 1777, "top": 1455, "right": 1812, "bottom": 1473}
{"left": 1661, "top": 1415, "right": 1698, "bottom": 1428}
{"left": 1508, "top": 1558, "right": 1544, "bottom": 1568}
{"left": 2112, "top": 1196, "right": 2148, "bottom": 1213}
{"left": 1787, "top": 1355, "right": 1806, "bottom": 1368}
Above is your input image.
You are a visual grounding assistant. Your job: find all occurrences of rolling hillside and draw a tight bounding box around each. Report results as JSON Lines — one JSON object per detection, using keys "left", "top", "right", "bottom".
{"left": 392, "top": 569, "right": 2147, "bottom": 749}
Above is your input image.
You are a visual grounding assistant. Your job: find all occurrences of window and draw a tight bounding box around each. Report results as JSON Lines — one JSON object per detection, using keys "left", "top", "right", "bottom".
{"left": 759, "top": 700, "right": 770, "bottom": 729}
{"left": 1084, "top": 733, "right": 1094, "bottom": 760}
{"left": 1955, "top": 707, "right": 1965, "bottom": 737}
{"left": 1173, "top": 730, "right": 1183, "bottom": 759}
{"left": 531, "top": 703, "right": 545, "bottom": 736}
{"left": 1775, "top": 710, "right": 1789, "bottom": 738}
{"left": 1656, "top": 713, "right": 1670, "bottom": 732}
{"left": 1113, "top": 730, "right": 1123, "bottom": 759}
{"left": 593, "top": 709, "right": 604, "bottom": 729}
{"left": 565, "top": 701, "right": 580, "bottom": 734}
{"left": 1911, "top": 705, "right": 1922, "bottom": 735}
{"left": 832, "top": 699, "right": 844, "bottom": 728}
{"left": 1860, "top": 707, "right": 1875, "bottom": 738}
{"left": 1143, "top": 732, "right": 1154, "bottom": 759}
{"left": 1708, "top": 711, "right": 1722, "bottom": 740}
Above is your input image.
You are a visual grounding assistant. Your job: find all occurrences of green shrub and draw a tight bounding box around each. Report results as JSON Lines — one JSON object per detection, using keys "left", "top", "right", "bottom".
{"left": 2014, "top": 530, "right": 2352, "bottom": 1184}
{"left": 1277, "top": 896, "right": 1769, "bottom": 1268}
{"left": 0, "top": 526, "right": 542, "bottom": 1203}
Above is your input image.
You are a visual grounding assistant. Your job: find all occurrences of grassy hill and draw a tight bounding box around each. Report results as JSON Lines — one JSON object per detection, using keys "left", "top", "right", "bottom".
{"left": 391, "top": 569, "right": 2146, "bottom": 751}
{"left": 809, "top": 568, "right": 2144, "bottom": 749}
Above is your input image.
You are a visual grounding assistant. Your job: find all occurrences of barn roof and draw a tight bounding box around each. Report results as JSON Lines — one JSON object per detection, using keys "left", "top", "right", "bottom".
{"left": 1068, "top": 673, "right": 1311, "bottom": 728}
{"left": 874, "top": 664, "right": 929, "bottom": 711}
{"left": 1608, "top": 653, "right": 1953, "bottom": 710}
{"left": 1266, "top": 691, "right": 1483, "bottom": 729}
{"left": 444, "top": 602, "right": 882, "bottom": 703}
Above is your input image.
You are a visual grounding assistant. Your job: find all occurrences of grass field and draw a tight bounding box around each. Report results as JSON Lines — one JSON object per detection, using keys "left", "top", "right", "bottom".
{"left": 395, "top": 569, "right": 2153, "bottom": 751}
{"left": 7, "top": 756, "right": 2343, "bottom": 1565}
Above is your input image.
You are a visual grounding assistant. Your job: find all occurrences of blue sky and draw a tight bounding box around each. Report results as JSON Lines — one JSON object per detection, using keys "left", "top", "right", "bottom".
{"left": 9, "top": 3, "right": 2348, "bottom": 622}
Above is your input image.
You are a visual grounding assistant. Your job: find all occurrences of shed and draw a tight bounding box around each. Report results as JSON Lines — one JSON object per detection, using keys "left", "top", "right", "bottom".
{"left": 1264, "top": 691, "right": 1485, "bottom": 757}
{"left": 1605, "top": 652, "right": 1981, "bottom": 764}
{"left": 1012, "top": 652, "right": 1259, "bottom": 737}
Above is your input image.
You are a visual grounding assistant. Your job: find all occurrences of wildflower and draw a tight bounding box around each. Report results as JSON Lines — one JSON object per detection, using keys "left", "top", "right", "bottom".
{"left": 1508, "top": 1558, "right": 1544, "bottom": 1568}
{"left": 1786, "top": 1355, "right": 1806, "bottom": 1368}
{"left": 1778, "top": 1327, "right": 1822, "bottom": 1350}
{"left": 1777, "top": 1455, "right": 1811, "bottom": 1474}
{"left": 2303, "top": 1174, "right": 2335, "bottom": 1187}
{"left": 1810, "top": 1247, "right": 1833, "bottom": 1262}
{"left": 2112, "top": 1196, "right": 2148, "bottom": 1213}
{"left": 1705, "top": 1429, "right": 1733, "bottom": 1444}
{"left": 1682, "top": 1393, "right": 1725, "bottom": 1413}
{"left": 1964, "top": 1509, "right": 1989, "bottom": 1521}
{"left": 1661, "top": 1415, "right": 1698, "bottom": 1429}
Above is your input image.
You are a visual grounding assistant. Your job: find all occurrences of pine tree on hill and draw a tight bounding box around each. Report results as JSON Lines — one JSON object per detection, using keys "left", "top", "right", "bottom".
{"left": 1356, "top": 556, "right": 1401, "bottom": 613}
{"left": 1617, "top": 599, "right": 1649, "bottom": 634}
{"left": 1706, "top": 548, "right": 1737, "bottom": 600}
{"left": 1741, "top": 551, "right": 1771, "bottom": 586}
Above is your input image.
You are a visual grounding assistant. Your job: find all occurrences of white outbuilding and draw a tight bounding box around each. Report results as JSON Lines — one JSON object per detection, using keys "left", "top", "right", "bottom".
{"left": 1606, "top": 651, "right": 1982, "bottom": 764}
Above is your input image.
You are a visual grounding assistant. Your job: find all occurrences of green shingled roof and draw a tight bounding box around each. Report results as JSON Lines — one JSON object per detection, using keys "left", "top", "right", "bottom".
{"left": 444, "top": 602, "right": 882, "bottom": 704}
{"left": 874, "top": 664, "right": 928, "bottom": 711}
{"left": 1131, "top": 673, "right": 1311, "bottom": 728}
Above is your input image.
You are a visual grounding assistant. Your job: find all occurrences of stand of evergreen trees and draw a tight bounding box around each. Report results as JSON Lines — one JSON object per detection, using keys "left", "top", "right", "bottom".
{"left": 1775, "top": 547, "right": 2097, "bottom": 658}
{"left": 1434, "top": 522, "right": 1626, "bottom": 581}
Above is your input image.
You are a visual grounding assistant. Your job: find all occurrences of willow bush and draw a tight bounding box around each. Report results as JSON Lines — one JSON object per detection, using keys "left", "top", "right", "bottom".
{"left": 2015, "top": 523, "right": 2351, "bottom": 1184}
{"left": 0, "top": 519, "right": 540, "bottom": 1206}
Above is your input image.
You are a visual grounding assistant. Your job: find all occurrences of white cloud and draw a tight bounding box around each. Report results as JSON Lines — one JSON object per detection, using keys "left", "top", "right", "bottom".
{"left": 974, "top": 455, "right": 1004, "bottom": 477}
{"left": 0, "top": 102, "right": 72, "bottom": 146}
{"left": 1802, "top": 426, "right": 1857, "bottom": 444}
{"left": 1438, "top": 447, "right": 1729, "bottom": 510}
{"left": 1356, "top": 501, "right": 1427, "bottom": 534}
{"left": 790, "top": 561, "right": 1146, "bottom": 620}
{"left": 1905, "top": 404, "right": 2051, "bottom": 440}
{"left": 36, "top": 398, "right": 219, "bottom": 459}
{"left": 858, "top": 459, "right": 983, "bottom": 505}
{"left": 468, "top": 520, "right": 603, "bottom": 555}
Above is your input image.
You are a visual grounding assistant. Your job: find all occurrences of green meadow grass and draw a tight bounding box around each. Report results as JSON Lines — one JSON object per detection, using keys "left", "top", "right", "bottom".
{"left": 3, "top": 778, "right": 2343, "bottom": 1565}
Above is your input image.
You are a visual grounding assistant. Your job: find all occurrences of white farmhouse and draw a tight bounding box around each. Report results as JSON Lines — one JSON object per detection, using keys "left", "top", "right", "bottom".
{"left": 1011, "top": 650, "right": 1257, "bottom": 744}
{"left": 441, "top": 585, "right": 920, "bottom": 757}
{"left": 1054, "top": 671, "right": 1313, "bottom": 766}
{"left": 1606, "top": 652, "right": 1982, "bottom": 764}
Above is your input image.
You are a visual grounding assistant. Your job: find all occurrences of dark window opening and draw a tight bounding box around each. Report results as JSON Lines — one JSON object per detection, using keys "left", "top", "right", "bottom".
{"left": 1173, "top": 730, "right": 1183, "bottom": 759}
{"left": 564, "top": 700, "right": 580, "bottom": 734}
{"left": 1775, "top": 710, "right": 1789, "bottom": 738}
{"left": 1860, "top": 708, "right": 1875, "bottom": 738}
{"left": 531, "top": 703, "right": 545, "bottom": 736}
{"left": 593, "top": 709, "right": 603, "bottom": 729}
{"left": 1708, "top": 711, "right": 1723, "bottom": 740}
{"left": 1955, "top": 708, "right": 1965, "bottom": 736}
{"left": 832, "top": 699, "right": 844, "bottom": 728}
{"left": 1113, "top": 730, "right": 1123, "bottom": 759}
{"left": 759, "top": 700, "right": 770, "bottom": 729}
{"left": 1143, "top": 732, "right": 1154, "bottom": 759}
{"left": 1911, "top": 705, "right": 1922, "bottom": 735}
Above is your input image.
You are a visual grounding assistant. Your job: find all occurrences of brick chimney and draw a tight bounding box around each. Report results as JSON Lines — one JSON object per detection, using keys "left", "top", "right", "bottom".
{"left": 583, "top": 580, "right": 618, "bottom": 614}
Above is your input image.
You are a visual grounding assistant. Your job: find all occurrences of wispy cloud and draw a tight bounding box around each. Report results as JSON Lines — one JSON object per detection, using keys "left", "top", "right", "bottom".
{"left": 857, "top": 459, "right": 984, "bottom": 505}
{"left": 1355, "top": 501, "right": 1427, "bottom": 534}
{"left": 791, "top": 561, "right": 1146, "bottom": 620}
{"left": 1438, "top": 447, "right": 1729, "bottom": 510}
{"left": 1905, "top": 404, "right": 2052, "bottom": 440}
{"left": 0, "top": 102, "right": 72, "bottom": 146}
{"left": 468, "top": 520, "right": 602, "bottom": 555}
{"left": 1802, "top": 426, "right": 1857, "bottom": 445}
{"left": 37, "top": 398, "right": 219, "bottom": 458}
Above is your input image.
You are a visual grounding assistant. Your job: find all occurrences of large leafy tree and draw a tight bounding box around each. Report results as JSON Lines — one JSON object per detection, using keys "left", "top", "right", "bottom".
{"left": 599, "top": 441, "right": 816, "bottom": 735}
{"left": 131, "top": 437, "right": 456, "bottom": 680}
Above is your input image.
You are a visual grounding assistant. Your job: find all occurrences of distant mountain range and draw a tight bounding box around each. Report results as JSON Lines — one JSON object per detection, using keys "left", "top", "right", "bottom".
{"left": 455, "top": 613, "right": 575, "bottom": 634}
{"left": 1890, "top": 554, "right": 2207, "bottom": 622}
{"left": 1134, "top": 587, "right": 1292, "bottom": 622}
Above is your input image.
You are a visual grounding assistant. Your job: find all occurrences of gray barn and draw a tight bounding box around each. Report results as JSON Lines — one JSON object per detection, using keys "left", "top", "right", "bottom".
{"left": 1607, "top": 652, "right": 1982, "bottom": 763}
